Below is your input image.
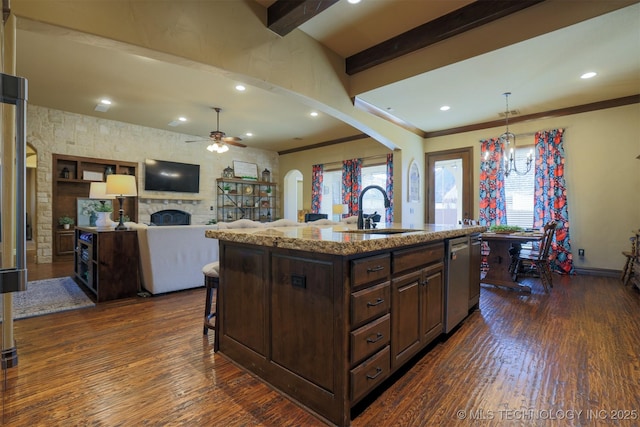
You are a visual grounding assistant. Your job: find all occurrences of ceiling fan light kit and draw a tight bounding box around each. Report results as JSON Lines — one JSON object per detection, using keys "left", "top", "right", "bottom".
{"left": 185, "top": 107, "right": 246, "bottom": 153}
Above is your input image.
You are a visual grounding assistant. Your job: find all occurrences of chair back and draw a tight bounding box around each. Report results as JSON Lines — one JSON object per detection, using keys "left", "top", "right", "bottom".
{"left": 537, "top": 221, "right": 557, "bottom": 261}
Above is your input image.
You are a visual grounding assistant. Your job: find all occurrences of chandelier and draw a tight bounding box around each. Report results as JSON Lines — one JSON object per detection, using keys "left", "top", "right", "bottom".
{"left": 500, "top": 92, "right": 532, "bottom": 177}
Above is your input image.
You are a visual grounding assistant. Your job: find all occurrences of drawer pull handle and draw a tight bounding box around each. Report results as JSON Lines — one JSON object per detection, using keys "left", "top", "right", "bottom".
{"left": 366, "top": 332, "right": 384, "bottom": 343}
{"left": 367, "top": 298, "right": 384, "bottom": 307}
{"left": 366, "top": 367, "right": 383, "bottom": 380}
{"left": 367, "top": 265, "right": 385, "bottom": 273}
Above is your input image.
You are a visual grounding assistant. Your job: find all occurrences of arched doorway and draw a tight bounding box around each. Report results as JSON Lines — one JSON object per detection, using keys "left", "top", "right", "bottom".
{"left": 283, "top": 169, "right": 303, "bottom": 221}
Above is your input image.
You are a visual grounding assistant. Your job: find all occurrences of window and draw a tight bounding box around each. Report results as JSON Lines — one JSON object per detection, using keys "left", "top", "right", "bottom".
{"left": 504, "top": 146, "right": 535, "bottom": 228}
{"left": 320, "top": 164, "right": 388, "bottom": 219}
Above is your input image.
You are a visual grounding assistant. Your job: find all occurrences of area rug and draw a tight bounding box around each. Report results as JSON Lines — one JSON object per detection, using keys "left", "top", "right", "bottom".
{"left": 4, "top": 277, "right": 95, "bottom": 320}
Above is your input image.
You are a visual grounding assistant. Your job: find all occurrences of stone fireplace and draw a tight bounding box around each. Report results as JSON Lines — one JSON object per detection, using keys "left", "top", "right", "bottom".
{"left": 150, "top": 209, "right": 191, "bottom": 226}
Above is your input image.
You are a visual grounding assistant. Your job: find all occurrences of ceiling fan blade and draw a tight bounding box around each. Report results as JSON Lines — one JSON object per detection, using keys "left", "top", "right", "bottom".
{"left": 225, "top": 140, "right": 247, "bottom": 148}
{"left": 222, "top": 136, "right": 242, "bottom": 143}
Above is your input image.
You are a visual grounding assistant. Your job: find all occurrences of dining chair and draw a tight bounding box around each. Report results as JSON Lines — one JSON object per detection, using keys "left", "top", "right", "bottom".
{"left": 621, "top": 230, "right": 639, "bottom": 286}
{"left": 512, "top": 221, "right": 557, "bottom": 292}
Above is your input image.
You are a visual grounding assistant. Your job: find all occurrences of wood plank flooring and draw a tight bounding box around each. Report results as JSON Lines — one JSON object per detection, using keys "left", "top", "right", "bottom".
{"left": 2, "top": 262, "right": 639, "bottom": 426}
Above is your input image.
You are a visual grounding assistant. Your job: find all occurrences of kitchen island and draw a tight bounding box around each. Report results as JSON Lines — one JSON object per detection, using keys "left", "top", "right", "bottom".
{"left": 205, "top": 223, "right": 485, "bottom": 426}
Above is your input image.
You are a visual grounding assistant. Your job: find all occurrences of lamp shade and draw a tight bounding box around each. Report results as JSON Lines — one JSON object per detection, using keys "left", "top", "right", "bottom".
{"left": 332, "top": 204, "right": 344, "bottom": 215}
{"left": 106, "top": 174, "right": 138, "bottom": 197}
{"left": 89, "top": 182, "right": 115, "bottom": 199}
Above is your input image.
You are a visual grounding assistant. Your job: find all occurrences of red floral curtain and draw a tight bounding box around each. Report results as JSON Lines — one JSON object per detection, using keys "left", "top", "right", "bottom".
{"left": 385, "top": 153, "right": 394, "bottom": 223}
{"left": 342, "top": 158, "right": 362, "bottom": 216}
{"left": 479, "top": 138, "right": 508, "bottom": 226}
{"left": 534, "top": 129, "right": 574, "bottom": 274}
{"left": 311, "top": 164, "right": 323, "bottom": 214}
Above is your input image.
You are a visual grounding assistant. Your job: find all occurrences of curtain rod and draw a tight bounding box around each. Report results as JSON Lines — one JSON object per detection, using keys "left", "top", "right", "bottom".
{"left": 480, "top": 127, "right": 569, "bottom": 141}
{"left": 321, "top": 154, "right": 388, "bottom": 168}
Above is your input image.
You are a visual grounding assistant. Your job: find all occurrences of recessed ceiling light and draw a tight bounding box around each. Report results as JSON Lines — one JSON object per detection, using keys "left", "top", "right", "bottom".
{"left": 310, "top": 111, "right": 319, "bottom": 117}
{"left": 581, "top": 71, "right": 597, "bottom": 79}
{"left": 348, "top": 0, "right": 361, "bottom": 4}
{"left": 245, "top": 132, "right": 253, "bottom": 137}
{"left": 440, "top": 105, "right": 451, "bottom": 111}
{"left": 235, "top": 84, "right": 246, "bottom": 91}
{"left": 95, "top": 99, "right": 112, "bottom": 112}
{"left": 168, "top": 117, "right": 188, "bottom": 126}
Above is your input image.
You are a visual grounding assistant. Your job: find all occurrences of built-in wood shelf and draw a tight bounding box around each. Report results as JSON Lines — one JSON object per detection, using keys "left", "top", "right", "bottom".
{"left": 139, "top": 196, "right": 204, "bottom": 204}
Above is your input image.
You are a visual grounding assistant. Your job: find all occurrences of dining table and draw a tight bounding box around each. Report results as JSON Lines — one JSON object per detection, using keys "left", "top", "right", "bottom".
{"left": 481, "top": 231, "right": 544, "bottom": 292}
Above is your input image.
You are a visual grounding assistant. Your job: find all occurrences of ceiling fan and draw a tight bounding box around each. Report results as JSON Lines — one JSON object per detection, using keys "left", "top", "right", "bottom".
{"left": 186, "top": 107, "right": 246, "bottom": 153}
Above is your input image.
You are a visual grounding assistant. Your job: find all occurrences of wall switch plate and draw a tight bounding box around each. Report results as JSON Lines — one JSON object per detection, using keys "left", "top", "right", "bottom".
{"left": 578, "top": 248, "right": 585, "bottom": 256}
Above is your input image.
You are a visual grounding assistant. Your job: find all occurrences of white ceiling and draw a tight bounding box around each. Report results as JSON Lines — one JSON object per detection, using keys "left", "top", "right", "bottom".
{"left": 14, "top": 1, "right": 640, "bottom": 153}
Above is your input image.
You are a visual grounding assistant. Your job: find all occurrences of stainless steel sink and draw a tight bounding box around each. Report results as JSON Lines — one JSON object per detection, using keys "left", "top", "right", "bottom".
{"left": 336, "top": 228, "right": 420, "bottom": 235}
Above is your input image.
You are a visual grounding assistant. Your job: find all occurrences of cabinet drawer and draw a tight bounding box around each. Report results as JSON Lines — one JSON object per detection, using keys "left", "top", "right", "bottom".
{"left": 350, "top": 346, "right": 390, "bottom": 403}
{"left": 351, "top": 254, "right": 390, "bottom": 287}
{"left": 393, "top": 243, "right": 444, "bottom": 274}
{"left": 351, "top": 281, "right": 390, "bottom": 327}
{"left": 351, "top": 314, "right": 390, "bottom": 365}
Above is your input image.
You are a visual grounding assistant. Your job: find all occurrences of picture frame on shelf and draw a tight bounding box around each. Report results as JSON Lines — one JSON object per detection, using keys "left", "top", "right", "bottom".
{"left": 82, "top": 170, "right": 104, "bottom": 181}
{"left": 233, "top": 161, "right": 258, "bottom": 180}
{"left": 77, "top": 198, "right": 113, "bottom": 226}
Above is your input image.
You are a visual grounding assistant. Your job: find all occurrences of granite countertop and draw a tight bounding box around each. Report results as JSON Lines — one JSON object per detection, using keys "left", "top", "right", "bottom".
{"left": 205, "top": 223, "right": 487, "bottom": 255}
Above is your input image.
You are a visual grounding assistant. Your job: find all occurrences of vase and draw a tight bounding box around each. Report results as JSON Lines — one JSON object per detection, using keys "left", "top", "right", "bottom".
{"left": 96, "top": 212, "right": 112, "bottom": 230}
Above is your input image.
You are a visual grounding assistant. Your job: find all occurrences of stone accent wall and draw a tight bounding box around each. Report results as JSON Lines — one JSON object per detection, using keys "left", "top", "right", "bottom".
{"left": 27, "top": 105, "right": 278, "bottom": 264}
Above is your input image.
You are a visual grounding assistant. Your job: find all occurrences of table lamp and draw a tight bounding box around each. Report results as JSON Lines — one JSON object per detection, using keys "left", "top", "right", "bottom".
{"left": 106, "top": 174, "right": 137, "bottom": 230}
{"left": 332, "top": 204, "right": 348, "bottom": 222}
{"left": 89, "top": 182, "right": 116, "bottom": 230}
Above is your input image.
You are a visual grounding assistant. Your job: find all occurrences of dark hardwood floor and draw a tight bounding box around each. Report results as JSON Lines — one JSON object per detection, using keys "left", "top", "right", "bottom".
{"left": 3, "top": 262, "right": 639, "bottom": 426}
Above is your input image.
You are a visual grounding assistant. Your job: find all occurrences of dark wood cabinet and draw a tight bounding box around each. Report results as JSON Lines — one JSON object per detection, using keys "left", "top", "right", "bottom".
{"left": 53, "top": 154, "right": 138, "bottom": 261}
{"left": 391, "top": 262, "right": 443, "bottom": 369}
{"left": 74, "top": 227, "right": 139, "bottom": 302}
{"left": 55, "top": 230, "right": 76, "bottom": 257}
{"left": 217, "top": 238, "right": 449, "bottom": 426}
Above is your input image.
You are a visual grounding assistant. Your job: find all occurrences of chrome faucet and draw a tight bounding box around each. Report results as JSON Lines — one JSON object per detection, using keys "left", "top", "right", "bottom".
{"left": 357, "top": 185, "right": 391, "bottom": 229}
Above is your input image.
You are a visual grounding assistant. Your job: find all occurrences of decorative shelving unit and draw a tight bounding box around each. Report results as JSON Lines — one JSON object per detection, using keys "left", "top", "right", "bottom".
{"left": 216, "top": 178, "right": 277, "bottom": 222}
{"left": 52, "top": 154, "right": 138, "bottom": 261}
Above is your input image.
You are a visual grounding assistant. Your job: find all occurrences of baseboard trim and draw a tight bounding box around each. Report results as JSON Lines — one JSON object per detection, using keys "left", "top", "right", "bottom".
{"left": 573, "top": 267, "right": 620, "bottom": 278}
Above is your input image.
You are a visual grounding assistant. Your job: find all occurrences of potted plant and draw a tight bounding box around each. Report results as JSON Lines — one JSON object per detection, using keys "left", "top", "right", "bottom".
{"left": 94, "top": 202, "right": 114, "bottom": 229}
{"left": 223, "top": 184, "right": 231, "bottom": 194}
{"left": 58, "top": 215, "right": 75, "bottom": 230}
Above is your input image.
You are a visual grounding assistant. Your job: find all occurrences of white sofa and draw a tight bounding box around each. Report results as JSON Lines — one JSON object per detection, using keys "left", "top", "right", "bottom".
{"left": 135, "top": 224, "right": 220, "bottom": 295}
{"left": 134, "top": 217, "right": 352, "bottom": 295}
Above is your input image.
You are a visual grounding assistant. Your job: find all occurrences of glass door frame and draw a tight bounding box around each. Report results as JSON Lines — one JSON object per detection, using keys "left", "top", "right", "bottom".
{"left": 425, "top": 147, "right": 473, "bottom": 224}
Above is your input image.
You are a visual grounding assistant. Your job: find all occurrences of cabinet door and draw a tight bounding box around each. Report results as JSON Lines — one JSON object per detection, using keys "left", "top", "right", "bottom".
{"left": 421, "top": 264, "right": 444, "bottom": 344}
{"left": 391, "top": 270, "right": 422, "bottom": 369}
{"left": 271, "top": 253, "right": 335, "bottom": 392}
{"left": 221, "top": 244, "right": 268, "bottom": 355}
{"left": 56, "top": 230, "right": 76, "bottom": 256}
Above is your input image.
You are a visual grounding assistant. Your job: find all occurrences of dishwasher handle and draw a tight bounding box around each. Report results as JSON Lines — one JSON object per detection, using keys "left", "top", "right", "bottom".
{"left": 449, "top": 243, "right": 469, "bottom": 260}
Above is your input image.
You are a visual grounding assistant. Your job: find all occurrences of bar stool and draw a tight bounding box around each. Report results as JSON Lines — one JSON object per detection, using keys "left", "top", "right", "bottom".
{"left": 202, "top": 261, "right": 219, "bottom": 351}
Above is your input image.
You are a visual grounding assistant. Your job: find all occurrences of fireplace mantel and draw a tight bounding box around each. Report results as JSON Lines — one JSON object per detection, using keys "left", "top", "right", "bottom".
{"left": 139, "top": 196, "right": 203, "bottom": 204}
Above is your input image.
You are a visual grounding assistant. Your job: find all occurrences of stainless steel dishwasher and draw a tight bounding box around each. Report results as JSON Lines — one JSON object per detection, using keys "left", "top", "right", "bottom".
{"left": 445, "top": 236, "right": 470, "bottom": 333}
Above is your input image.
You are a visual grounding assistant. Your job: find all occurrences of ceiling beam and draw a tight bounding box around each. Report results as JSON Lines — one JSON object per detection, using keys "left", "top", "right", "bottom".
{"left": 424, "top": 94, "right": 640, "bottom": 138}
{"left": 346, "top": 0, "right": 546, "bottom": 75}
{"left": 267, "top": 0, "right": 340, "bottom": 37}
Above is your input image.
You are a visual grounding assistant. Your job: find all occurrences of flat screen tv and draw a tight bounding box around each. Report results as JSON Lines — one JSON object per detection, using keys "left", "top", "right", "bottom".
{"left": 144, "top": 159, "right": 200, "bottom": 193}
